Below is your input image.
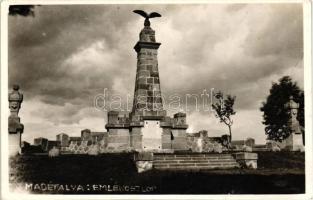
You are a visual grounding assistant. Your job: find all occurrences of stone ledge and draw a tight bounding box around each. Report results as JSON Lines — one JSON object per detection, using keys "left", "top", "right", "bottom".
{"left": 154, "top": 163, "right": 239, "bottom": 170}
{"left": 105, "top": 124, "right": 130, "bottom": 129}
{"left": 134, "top": 42, "right": 161, "bottom": 53}
{"left": 134, "top": 152, "right": 154, "bottom": 161}
{"left": 233, "top": 152, "right": 258, "bottom": 160}
{"left": 172, "top": 124, "right": 189, "bottom": 129}
{"left": 130, "top": 121, "right": 144, "bottom": 127}
{"left": 141, "top": 115, "right": 164, "bottom": 120}
{"left": 284, "top": 145, "right": 304, "bottom": 152}
{"left": 160, "top": 122, "right": 172, "bottom": 127}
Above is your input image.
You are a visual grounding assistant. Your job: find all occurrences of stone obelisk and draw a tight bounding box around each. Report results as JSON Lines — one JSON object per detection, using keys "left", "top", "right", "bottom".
{"left": 106, "top": 11, "right": 188, "bottom": 151}
{"left": 8, "top": 85, "right": 24, "bottom": 156}
{"left": 131, "top": 13, "right": 166, "bottom": 121}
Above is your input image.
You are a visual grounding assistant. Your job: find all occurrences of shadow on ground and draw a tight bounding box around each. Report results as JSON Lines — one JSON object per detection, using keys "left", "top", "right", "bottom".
{"left": 9, "top": 151, "right": 305, "bottom": 194}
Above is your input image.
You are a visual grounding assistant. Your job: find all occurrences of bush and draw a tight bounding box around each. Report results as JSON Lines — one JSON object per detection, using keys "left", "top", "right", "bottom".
{"left": 272, "top": 146, "right": 281, "bottom": 152}
{"left": 136, "top": 161, "right": 153, "bottom": 173}
{"left": 243, "top": 145, "right": 252, "bottom": 152}
{"left": 48, "top": 147, "right": 60, "bottom": 157}
{"left": 87, "top": 144, "right": 100, "bottom": 155}
{"left": 213, "top": 145, "right": 223, "bottom": 153}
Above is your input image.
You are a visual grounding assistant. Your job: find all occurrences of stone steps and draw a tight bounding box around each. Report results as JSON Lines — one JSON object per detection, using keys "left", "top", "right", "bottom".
{"left": 154, "top": 157, "right": 234, "bottom": 161}
{"left": 153, "top": 153, "right": 240, "bottom": 170}
{"left": 155, "top": 154, "right": 233, "bottom": 157}
{"left": 154, "top": 160, "right": 238, "bottom": 164}
{"left": 153, "top": 165, "right": 238, "bottom": 170}
{"left": 154, "top": 158, "right": 235, "bottom": 162}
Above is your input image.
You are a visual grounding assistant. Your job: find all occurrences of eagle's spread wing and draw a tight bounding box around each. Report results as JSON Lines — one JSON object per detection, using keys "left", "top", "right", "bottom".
{"left": 133, "top": 10, "right": 148, "bottom": 18}
{"left": 148, "top": 12, "right": 161, "bottom": 18}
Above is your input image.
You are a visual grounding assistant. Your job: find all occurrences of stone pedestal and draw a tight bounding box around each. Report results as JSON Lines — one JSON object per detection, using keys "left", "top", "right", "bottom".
{"left": 171, "top": 129, "right": 188, "bottom": 150}
{"left": 9, "top": 132, "right": 21, "bottom": 157}
{"left": 107, "top": 129, "right": 130, "bottom": 151}
{"left": 285, "top": 133, "right": 304, "bottom": 151}
{"left": 130, "top": 127, "right": 143, "bottom": 150}
{"left": 161, "top": 128, "right": 172, "bottom": 149}
{"left": 9, "top": 116, "right": 23, "bottom": 157}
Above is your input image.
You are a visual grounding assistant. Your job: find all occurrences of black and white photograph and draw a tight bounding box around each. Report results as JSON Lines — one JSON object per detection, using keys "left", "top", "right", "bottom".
{"left": 1, "top": 1, "right": 312, "bottom": 199}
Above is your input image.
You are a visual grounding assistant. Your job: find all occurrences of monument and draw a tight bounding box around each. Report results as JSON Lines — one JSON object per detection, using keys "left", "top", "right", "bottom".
{"left": 8, "top": 84, "right": 24, "bottom": 156}
{"left": 105, "top": 10, "right": 188, "bottom": 152}
{"left": 284, "top": 96, "right": 304, "bottom": 151}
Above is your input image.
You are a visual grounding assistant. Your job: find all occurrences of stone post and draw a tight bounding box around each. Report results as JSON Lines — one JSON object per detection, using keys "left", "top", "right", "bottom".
{"left": 8, "top": 85, "right": 24, "bottom": 156}
{"left": 284, "top": 96, "right": 304, "bottom": 151}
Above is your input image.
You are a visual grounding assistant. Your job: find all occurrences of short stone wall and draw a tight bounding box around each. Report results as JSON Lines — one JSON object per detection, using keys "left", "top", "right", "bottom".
{"left": 107, "top": 129, "right": 130, "bottom": 150}
{"left": 65, "top": 139, "right": 134, "bottom": 154}
{"left": 171, "top": 129, "right": 188, "bottom": 150}
{"left": 9, "top": 133, "right": 21, "bottom": 157}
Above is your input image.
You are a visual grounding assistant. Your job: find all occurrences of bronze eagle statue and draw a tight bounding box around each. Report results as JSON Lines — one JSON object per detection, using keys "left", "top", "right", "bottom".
{"left": 133, "top": 10, "right": 161, "bottom": 26}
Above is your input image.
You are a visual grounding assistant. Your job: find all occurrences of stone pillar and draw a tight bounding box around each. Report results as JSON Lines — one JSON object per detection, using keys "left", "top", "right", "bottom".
{"left": 161, "top": 127, "right": 171, "bottom": 149}
{"left": 130, "top": 127, "right": 143, "bottom": 150}
{"left": 128, "top": 12, "right": 190, "bottom": 152}
{"left": 105, "top": 111, "right": 131, "bottom": 151}
{"left": 171, "top": 113, "right": 188, "bottom": 150}
{"left": 8, "top": 85, "right": 24, "bottom": 156}
{"left": 132, "top": 22, "right": 166, "bottom": 119}
{"left": 284, "top": 96, "right": 304, "bottom": 151}
{"left": 129, "top": 17, "right": 167, "bottom": 152}
{"left": 56, "top": 133, "right": 70, "bottom": 149}
{"left": 81, "top": 129, "right": 92, "bottom": 141}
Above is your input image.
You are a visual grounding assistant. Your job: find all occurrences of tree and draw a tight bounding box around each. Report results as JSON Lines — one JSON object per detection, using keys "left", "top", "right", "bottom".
{"left": 212, "top": 91, "right": 236, "bottom": 142}
{"left": 260, "top": 76, "right": 304, "bottom": 142}
{"left": 9, "top": 5, "right": 35, "bottom": 17}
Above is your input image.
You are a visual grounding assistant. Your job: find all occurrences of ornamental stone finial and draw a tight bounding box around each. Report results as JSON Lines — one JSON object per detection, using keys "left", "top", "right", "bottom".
{"left": 284, "top": 95, "right": 301, "bottom": 134}
{"left": 9, "top": 84, "right": 23, "bottom": 117}
{"left": 8, "top": 84, "right": 24, "bottom": 156}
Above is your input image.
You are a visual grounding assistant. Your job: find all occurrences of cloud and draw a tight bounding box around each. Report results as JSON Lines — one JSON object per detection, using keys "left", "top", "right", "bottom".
{"left": 9, "top": 5, "right": 138, "bottom": 104}
{"left": 9, "top": 4, "right": 303, "bottom": 144}
{"left": 243, "top": 4, "right": 303, "bottom": 58}
{"left": 20, "top": 98, "right": 106, "bottom": 143}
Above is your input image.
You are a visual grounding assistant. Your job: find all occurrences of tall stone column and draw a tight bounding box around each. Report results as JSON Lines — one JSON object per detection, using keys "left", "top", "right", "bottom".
{"left": 131, "top": 22, "right": 166, "bottom": 121}
{"left": 284, "top": 96, "right": 304, "bottom": 151}
{"left": 8, "top": 85, "right": 24, "bottom": 156}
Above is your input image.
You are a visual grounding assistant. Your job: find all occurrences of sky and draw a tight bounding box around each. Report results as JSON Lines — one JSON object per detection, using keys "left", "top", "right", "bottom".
{"left": 8, "top": 4, "right": 304, "bottom": 144}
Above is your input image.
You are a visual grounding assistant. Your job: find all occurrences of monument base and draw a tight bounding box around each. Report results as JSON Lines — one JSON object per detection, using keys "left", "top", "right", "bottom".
{"left": 9, "top": 133, "right": 21, "bottom": 157}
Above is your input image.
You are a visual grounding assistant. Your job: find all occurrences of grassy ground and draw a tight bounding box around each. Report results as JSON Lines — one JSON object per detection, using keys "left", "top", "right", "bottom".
{"left": 9, "top": 151, "right": 305, "bottom": 194}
